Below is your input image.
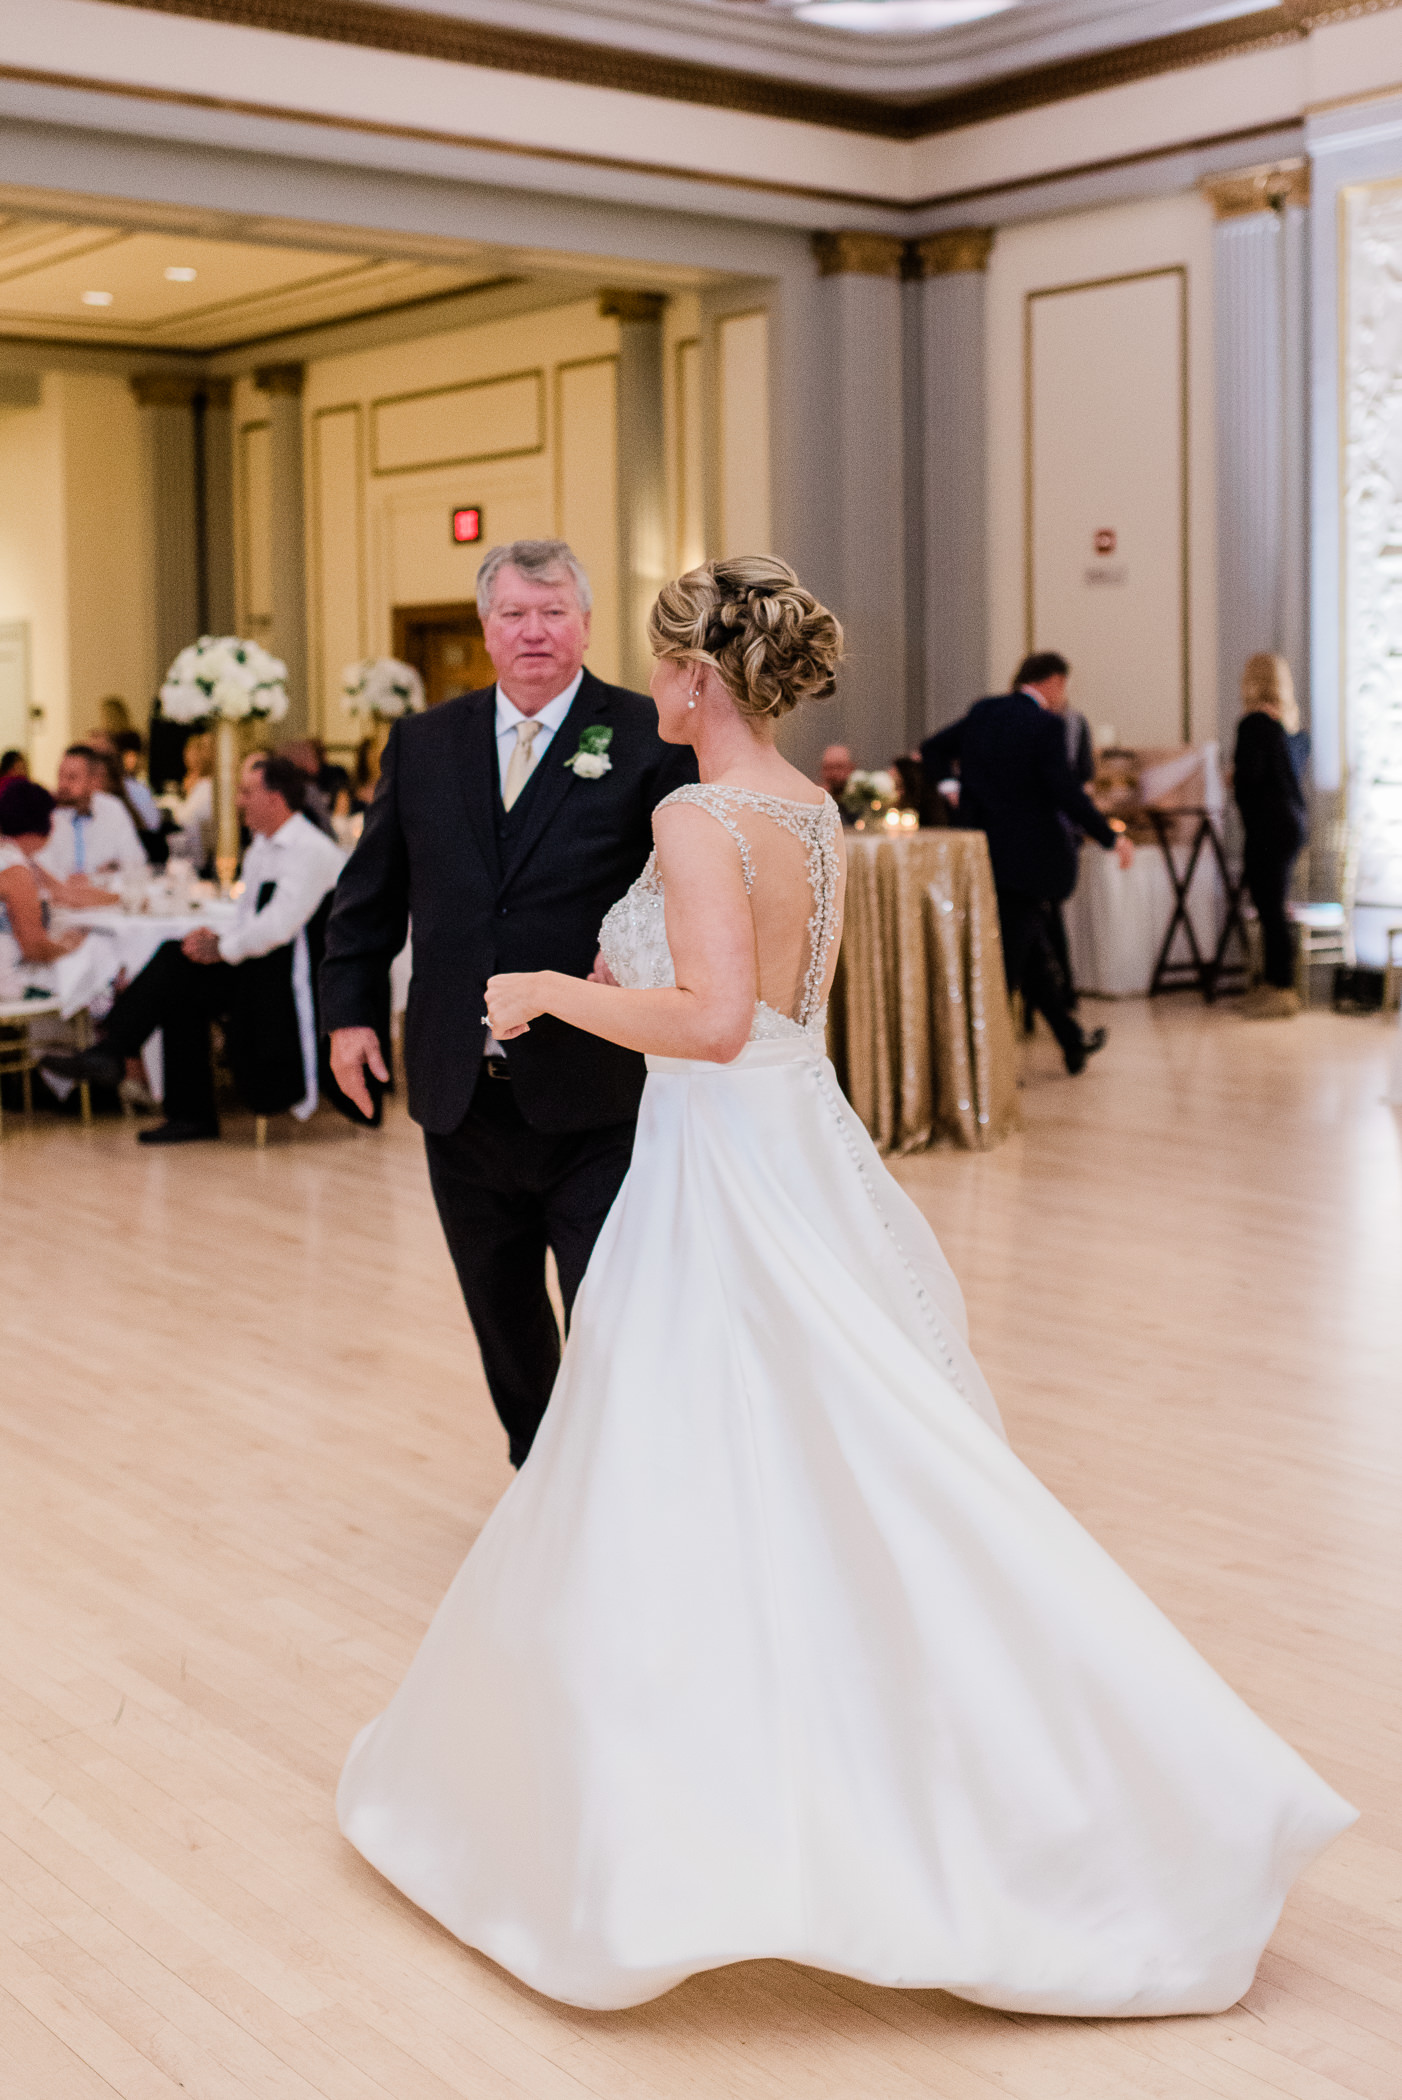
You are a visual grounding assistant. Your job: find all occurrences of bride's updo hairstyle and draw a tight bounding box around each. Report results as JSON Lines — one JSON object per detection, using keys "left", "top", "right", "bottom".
{"left": 647, "top": 556, "right": 843, "bottom": 721}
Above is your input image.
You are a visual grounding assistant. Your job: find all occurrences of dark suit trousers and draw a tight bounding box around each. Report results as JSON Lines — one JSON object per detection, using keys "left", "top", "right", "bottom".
{"left": 997, "top": 889, "right": 1085, "bottom": 1066}
{"left": 1244, "top": 846, "right": 1298, "bottom": 988}
{"left": 424, "top": 1062, "right": 636, "bottom": 1466}
{"left": 102, "top": 940, "right": 234, "bottom": 1126}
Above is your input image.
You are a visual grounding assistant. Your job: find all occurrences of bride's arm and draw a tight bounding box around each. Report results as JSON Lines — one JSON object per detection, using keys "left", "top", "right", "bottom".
{"left": 485, "top": 803, "right": 756, "bottom": 1062}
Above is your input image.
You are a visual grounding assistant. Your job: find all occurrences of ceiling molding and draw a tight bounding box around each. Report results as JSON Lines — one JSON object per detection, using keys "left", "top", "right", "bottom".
{"left": 96, "top": 0, "right": 1402, "bottom": 142}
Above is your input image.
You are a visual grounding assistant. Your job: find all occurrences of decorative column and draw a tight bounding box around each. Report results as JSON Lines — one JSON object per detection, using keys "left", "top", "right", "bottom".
{"left": 1203, "top": 162, "right": 1310, "bottom": 766}
{"left": 199, "top": 376, "right": 236, "bottom": 636}
{"left": 253, "top": 360, "right": 308, "bottom": 734}
{"left": 904, "top": 229, "right": 995, "bottom": 740}
{"left": 812, "top": 232, "right": 908, "bottom": 766}
{"left": 130, "top": 372, "right": 201, "bottom": 680}
{"left": 600, "top": 290, "right": 668, "bottom": 692}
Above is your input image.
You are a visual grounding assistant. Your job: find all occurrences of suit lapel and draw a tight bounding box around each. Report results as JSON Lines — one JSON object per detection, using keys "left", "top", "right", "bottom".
{"left": 499, "top": 672, "right": 609, "bottom": 891}
{"left": 452, "top": 689, "right": 502, "bottom": 888}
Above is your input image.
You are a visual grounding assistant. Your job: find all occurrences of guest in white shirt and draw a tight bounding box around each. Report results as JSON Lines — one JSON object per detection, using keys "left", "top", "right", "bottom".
{"left": 36, "top": 745, "right": 147, "bottom": 898}
{"left": 46, "top": 753, "right": 344, "bottom": 1144}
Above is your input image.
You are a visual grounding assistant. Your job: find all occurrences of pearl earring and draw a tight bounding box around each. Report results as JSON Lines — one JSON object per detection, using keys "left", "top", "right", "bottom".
{"left": 688, "top": 688, "right": 699, "bottom": 711}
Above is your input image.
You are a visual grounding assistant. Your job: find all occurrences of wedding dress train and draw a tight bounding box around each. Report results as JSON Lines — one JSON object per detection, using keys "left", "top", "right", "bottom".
{"left": 338, "top": 785, "right": 1354, "bottom": 2014}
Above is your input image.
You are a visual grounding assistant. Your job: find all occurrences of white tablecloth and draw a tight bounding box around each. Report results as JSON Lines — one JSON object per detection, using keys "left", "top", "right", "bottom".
{"left": 1065, "top": 841, "right": 1226, "bottom": 997}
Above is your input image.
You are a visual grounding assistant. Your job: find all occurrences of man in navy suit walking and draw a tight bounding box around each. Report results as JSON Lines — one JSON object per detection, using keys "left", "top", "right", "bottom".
{"left": 922, "top": 652, "right": 1133, "bottom": 1075}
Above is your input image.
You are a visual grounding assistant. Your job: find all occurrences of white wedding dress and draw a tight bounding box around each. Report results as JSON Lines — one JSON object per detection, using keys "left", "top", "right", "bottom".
{"left": 338, "top": 783, "right": 1354, "bottom": 2015}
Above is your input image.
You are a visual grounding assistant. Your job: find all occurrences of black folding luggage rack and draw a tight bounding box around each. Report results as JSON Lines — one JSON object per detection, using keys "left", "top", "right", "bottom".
{"left": 1146, "top": 807, "right": 1249, "bottom": 1001}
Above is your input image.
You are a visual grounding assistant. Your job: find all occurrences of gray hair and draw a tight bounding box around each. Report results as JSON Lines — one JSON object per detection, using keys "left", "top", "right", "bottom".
{"left": 475, "top": 539, "right": 593, "bottom": 618}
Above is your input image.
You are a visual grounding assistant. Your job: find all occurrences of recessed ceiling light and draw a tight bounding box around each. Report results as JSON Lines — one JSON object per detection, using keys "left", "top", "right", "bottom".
{"left": 164, "top": 266, "right": 197, "bottom": 282}
{"left": 81, "top": 290, "right": 114, "bottom": 307}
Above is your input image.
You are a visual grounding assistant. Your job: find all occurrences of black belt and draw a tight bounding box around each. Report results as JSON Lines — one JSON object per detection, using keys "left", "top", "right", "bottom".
{"left": 483, "top": 1054, "right": 512, "bottom": 1081}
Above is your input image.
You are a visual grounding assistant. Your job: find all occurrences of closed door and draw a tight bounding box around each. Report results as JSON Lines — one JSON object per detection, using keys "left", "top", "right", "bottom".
{"left": 393, "top": 602, "right": 495, "bottom": 710}
{"left": 0, "top": 620, "right": 30, "bottom": 756}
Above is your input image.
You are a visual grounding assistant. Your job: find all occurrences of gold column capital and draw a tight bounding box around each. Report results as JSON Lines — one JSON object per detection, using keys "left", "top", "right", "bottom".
{"left": 128, "top": 371, "right": 202, "bottom": 408}
{"left": 253, "top": 360, "right": 306, "bottom": 397}
{"left": 813, "top": 231, "right": 905, "bottom": 280}
{"left": 598, "top": 289, "right": 668, "bottom": 323}
{"left": 202, "top": 376, "right": 234, "bottom": 409}
{"left": 906, "top": 229, "right": 996, "bottom": 278}
{"left": 1202, "top": 158, "right": 1310, "bottom": 219}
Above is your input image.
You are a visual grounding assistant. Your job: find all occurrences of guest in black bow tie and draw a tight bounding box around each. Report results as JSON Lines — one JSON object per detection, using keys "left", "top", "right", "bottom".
{"left": 322, "top": 539, "right": 696, "bottom": 1468}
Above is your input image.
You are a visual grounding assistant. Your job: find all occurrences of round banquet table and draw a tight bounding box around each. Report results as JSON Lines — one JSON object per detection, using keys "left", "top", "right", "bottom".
{"left": 48, "top": 903, "right": 240, "bottom": 1100}
{"left": 829, "top": 830, "right": 1020, "bottom": 1155}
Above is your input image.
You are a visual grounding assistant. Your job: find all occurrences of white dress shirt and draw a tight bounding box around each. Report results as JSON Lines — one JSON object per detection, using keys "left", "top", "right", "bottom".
{"left": 493, "top": 673, "right": 583, "bottom": 794}
{"left": 37, "top": 792, "right": 147, "bottom": 882}
{"left": 218, "top": 811, "right": 345, "bottom": 964}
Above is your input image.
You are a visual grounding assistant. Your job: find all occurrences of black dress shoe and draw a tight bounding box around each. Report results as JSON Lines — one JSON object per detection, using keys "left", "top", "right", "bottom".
{"left": 1064, "top": 1025, "right": 1108, "bottom": 1076}
{"left": 137, "top": 1119, "right": 220, "bottom": 1146}
{"left": 42, "top": 1045, "right": 125, "bottom": 1089}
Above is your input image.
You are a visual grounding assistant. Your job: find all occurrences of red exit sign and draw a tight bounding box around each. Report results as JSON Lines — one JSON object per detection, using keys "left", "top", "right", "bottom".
{"left": 452, "top": 506, "right": 483, "bottom": 544}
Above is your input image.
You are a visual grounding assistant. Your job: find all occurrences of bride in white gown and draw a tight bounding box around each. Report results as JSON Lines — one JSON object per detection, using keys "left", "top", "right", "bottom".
{"left": 337, "top": 556, "right": 1355, "bottom": 2016}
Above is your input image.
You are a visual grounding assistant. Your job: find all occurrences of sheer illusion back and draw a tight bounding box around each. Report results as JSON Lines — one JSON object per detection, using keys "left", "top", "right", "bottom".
{"left": 598, "top": 783, "right": 845, "bottom": 1044}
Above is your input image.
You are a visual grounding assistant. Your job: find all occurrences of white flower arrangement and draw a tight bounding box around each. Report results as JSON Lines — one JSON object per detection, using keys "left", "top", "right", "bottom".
{"left": 840, "top": 767, "right": 899, "bottom": 818}
{"left": 159, "top": 636, "right": 290, "bottom": 724}
{"left": 341, "top": 657, "right": 425, "bottom": 719}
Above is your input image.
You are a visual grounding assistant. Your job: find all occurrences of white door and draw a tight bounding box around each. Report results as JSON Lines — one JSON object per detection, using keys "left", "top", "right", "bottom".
{"left": 0, "top": 621, "right": 30, "bottom": 757}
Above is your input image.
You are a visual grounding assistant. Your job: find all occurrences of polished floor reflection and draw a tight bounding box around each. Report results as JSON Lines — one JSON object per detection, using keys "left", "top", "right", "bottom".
{"left": 0, "top": 998, "right": 1397, "bottom": 2099}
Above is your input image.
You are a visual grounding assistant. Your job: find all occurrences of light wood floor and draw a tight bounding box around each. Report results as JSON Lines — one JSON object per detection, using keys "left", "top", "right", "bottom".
{"left": 1, "top": 999, "right": 1398, "bottom": 2100}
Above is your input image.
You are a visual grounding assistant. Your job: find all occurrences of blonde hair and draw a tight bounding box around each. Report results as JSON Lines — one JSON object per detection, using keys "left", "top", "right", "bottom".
{"left": 647, "top": 556, "right": 843, "bottom": 721}
{"left": 1241, "top": 653, "right": 1300, "bottom": 736}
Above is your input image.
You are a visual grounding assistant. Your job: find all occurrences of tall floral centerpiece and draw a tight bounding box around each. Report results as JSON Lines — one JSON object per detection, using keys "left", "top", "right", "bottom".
{"left": 159, "top": 636, "right": 289, "bottom": 890}
{"left": 341, "top": 657, "right": 425, "bottom": 785}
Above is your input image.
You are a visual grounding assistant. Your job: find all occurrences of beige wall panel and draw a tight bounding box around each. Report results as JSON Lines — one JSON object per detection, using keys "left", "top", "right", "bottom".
{"left": 60, "top": 374, "right": 157, "bottom": 732}
{"left": 383, "top": 465, "right": 552, "bottom": 616}
{"left": 311, "top": 404, "right": 366, "bottom": 741}
{"left": 1027, "top": 271, "right": 1186, "bottom": 746}
{"left": 0, "top": 383, "right": 68, "bottom": 776}
{"left": 675, "top": 337, "right": 704, "bottom": 574}
{"left": 556, "top": 357, "right": 620, "bottom": 684}
{"left": 236, "top": 413, "right": 273, "bottom": 643}
{"left": 987, "top": 192, "right": 1217, "bottom": 747}
{"left": 718, "top": 311, "right": 771, "bottom": 559}
{"left": 371, "top": 370, "right": 545, "bottom": 476}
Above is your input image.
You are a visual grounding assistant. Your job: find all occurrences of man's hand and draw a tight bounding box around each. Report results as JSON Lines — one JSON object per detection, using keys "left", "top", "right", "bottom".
{"left": 330, "top": 1025, "right": 389, "bottom": 1117}
{"left": 588, "top": 950, "right": 618, "bottom": 985}
{"left": 1114, "top": 834, "right": 1135, "bottom": 871}
{"left": 182, "top": 926, "right": 222, "bottom": 965}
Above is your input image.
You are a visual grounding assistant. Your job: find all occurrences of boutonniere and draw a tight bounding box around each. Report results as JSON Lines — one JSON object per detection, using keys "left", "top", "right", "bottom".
{"left": 563, "top": 724, "right": 613, "bottom": 779}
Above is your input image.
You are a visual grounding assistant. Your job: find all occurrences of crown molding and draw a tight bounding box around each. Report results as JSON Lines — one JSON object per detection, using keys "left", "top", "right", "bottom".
{"left": 1201, "top": 154, "right": 1310, "bottom": 214}
{"left": 96, "top": 0, "right": 1402, "bottom": 143}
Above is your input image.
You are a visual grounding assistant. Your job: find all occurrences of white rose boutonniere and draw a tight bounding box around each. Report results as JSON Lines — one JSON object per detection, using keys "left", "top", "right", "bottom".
{"left": 564, "top": 725, "right": 613, "bottom": 778}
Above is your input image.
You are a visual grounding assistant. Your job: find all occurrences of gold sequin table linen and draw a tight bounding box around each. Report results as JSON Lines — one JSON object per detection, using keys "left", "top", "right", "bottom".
{"left": 828, "top": 831, "right": 1020, "bottom": 1154}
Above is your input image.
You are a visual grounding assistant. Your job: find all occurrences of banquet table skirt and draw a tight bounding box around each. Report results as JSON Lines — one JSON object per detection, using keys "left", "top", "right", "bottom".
{"left": 829, "top": 831, "right": 1020, "bottom": 1155}
{"left": 1064, "top": 841, "right": 1225, "bottom": 998}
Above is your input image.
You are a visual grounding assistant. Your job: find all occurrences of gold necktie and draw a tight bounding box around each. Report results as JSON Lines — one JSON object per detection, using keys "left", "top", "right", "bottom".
{"left": 502, "top": 718, "right": 542, "bottom": 811}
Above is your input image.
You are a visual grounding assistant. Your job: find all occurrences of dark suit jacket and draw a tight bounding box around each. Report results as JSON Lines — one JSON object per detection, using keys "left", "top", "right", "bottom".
{"left": 921, "top": 692, "right": 1117, "bottom": 903}
{"left": 320, "top": 670, "right": 696, "bottom": 1135}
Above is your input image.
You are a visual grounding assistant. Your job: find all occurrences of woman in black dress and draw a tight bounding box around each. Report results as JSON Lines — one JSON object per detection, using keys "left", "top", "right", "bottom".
{"left": 1234, "top": 653, "right": 1308, "bottom": 1018}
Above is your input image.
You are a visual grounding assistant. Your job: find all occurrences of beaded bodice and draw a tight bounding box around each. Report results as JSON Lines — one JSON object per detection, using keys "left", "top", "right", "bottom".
{"left": 598, "top": 784, "right": 843, "bottom": 1048}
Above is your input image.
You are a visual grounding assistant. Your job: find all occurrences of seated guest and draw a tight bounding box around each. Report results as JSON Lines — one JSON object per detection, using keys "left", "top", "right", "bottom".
{"left": 171, "top": 731, "right": 214, "bottom": 870}
{"left": 819, "top": 743, "right": 857, "bottom": 824}
{"left": 0, "top": 749, "right": 27, "bottom": 784}
{"left": 35, "top": 744, "right": 147, "bottom": 899}
{"left": 112, "top": 729, "right": 162, "bottom": 832}
{"left": 47, "top": 754, "right": 345, "bottom": 1145}
{"left": 278, "top": 738, "right": 339, "bottom": 838}
{"left": 84, "top": 733, "right": 168, "bottom": 866}
{"left": 0, "top": 780, "right": 85, "bottom": 999}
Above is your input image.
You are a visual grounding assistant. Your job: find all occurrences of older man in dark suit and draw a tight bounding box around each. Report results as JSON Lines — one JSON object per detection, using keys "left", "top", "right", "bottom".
{"left": 322, "top": 539, "right": 695, "bottom": 1466}
{"left": 922, "top": 652, "right": 1133, "bottom": 1075}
